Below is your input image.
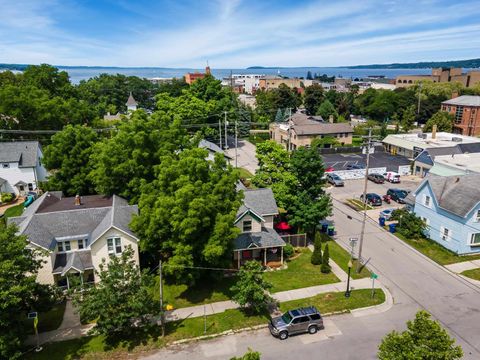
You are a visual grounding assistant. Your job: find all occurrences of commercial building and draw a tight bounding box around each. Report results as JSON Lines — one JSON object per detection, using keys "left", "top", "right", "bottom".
{"left": 395, "top": 68, "right": 480, "bottom": 88}
{"left": 184, "top": 65, "right": 211, "bottom": 85}
{"left": 429, "top": 153, "right": 480, "bottom": 176}
{"left": 383, "top": 131, "right": 480, "bottom": 159}
{"left": 258, "top": 76, "right": 303, "bottom": 91}
{"left": 270, "top": 112, "right": 353, "bottom": 150}
{"left": 441, "top": 95, "right": 480, "bottom": 136}
{"left": 221, "top": 74, "right": 264, "bottom": 94}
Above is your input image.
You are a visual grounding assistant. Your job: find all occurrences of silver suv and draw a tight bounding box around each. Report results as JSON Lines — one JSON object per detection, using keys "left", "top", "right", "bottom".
{"left": 269, "top": 306, "right": 324, "bottom": 340}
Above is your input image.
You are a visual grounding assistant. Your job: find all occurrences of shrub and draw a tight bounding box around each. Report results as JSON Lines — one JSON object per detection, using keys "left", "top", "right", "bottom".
{"left": 321, "top": 243, "right": 331, "bottom": 273}
{"left": 0, "top": 192, "right": 14, "bottom": 203}
{"left": 311, "top": 236, "right": 323, "bottom": 265}
{"left": 283, "top": 243, "right": 294, "bottom": 258}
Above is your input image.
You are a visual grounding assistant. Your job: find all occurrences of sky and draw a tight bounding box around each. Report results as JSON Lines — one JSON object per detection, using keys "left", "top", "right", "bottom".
{"left": 1, "top": 0, "right": 480, "bottom": 68}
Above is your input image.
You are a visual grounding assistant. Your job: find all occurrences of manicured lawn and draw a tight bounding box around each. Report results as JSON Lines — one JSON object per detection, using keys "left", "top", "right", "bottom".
{"left": 346, "top": 199, "right": 373, "bottom": 211}
{"left": 461, "top": 268, "right": 480, "bottom": 281}
{"left": 3, "top": 203, "right": 24, "bottom": 218}
{"left": 326, "top": 240, "right": 371, "bottom": 279}
{"left": 264, "top": 248, "right": 339, "bottom": 293}
{"left": 24, "top": 302, "right": 66, "bottom": 334}
{"left": 236, "top": 168, "right": 255, "bottom": 189}
{"left": 248, "top": 133, "right": 269, "bottom": 145}
{"left": 393, "top": 232, "right": 480, "bottom": 265}
{"left": 153, "top": 276, "right": 236, "bottom": 309}
{"left": 25, "top": 289, "right": 385, "bottom": 360}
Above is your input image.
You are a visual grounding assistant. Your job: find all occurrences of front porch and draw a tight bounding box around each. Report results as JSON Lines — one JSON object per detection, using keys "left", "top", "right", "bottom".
{"left": 233, "top": 246, "right": 284, "bottom": 269}
{"left": 54, "top": 269, "right": 95, "bottom": 290}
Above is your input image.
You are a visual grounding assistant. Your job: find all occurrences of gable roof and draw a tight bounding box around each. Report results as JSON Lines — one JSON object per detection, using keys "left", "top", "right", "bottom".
{"left": 234, "top": 208, "right": 265, "bottom": 225}
{"left": 126, "top": 92, "right": 138, "bottom": 106}
{"left": 8, "top": 192, "right": 138, "bottom": 251}
{"left": 53, "top": 251, "right": 93, "bottom": 275}
{"left": 237, "top": 188, "right": 278, "bottom": 218}
{"left": 0, "top": 141, "right": 40, "bottom": 167}
{"left": 234, "top": 227, "right": 286, "bottom": 250}
{"left": 420, "top": 174, "right": 480, "bottom": 218}
{"left": 415, "top": 146, "right": 462, "bottom": 166}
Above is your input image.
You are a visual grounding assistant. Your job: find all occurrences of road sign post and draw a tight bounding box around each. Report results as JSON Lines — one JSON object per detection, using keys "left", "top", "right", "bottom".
{"left": 349, "top": 237, "right": 358, "bottom": 259}
{"left": 371, "top": 273, "right": 378, "bottom": 299}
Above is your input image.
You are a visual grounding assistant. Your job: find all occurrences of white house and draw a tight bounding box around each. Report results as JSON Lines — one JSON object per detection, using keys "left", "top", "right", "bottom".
{"left": 8, "top": 192, "right": 140, "bottom": 289}
{"left": 0, "top": 141, "right": 47, "bottom": 196}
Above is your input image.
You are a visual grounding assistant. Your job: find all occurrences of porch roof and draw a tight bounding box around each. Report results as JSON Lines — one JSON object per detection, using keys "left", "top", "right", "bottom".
{"left": 53, "top": 250, "right": 93, "bottom": 276}
{"left": 234, "top": 227, "right": 286, "bottom": 250}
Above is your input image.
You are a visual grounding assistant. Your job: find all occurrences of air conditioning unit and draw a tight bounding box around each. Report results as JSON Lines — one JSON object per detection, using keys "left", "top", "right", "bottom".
{"left": 452, "top": 137, "right": 463, "bottom": 142}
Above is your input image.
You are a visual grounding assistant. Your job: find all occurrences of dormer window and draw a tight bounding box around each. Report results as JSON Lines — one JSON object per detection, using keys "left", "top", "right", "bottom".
{"left": 243, "top": 219, "right": 252, "bottom": 232}
{"left": 2, "top": 163, "right": 9, "bottom": 168}
{"left": 475, "top": 210, "right": 480, "bottom": 223}
{"left": 57, "top": 241, "right": 71, "bottom": 252}
{"left": 78, "top": 239, "right": 86, "bottom": 249}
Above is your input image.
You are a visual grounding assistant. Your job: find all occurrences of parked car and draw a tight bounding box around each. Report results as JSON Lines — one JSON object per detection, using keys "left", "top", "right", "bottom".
{"left": 326, "top": 173, "right": 344, "bottom": 187}
{"left": 383, "top": 171, "right": 401, "bottom": 183}
{"left": 380, "top": 208, "right": 395, "bottom": 220}
{"left": 325, "top": 166, "right": 335, "bottom": 172}
{"left": 346, "top": 163, "right": 365, "bottom": 170}
{"left": 269, "top": 306, "right": 324, "bottom": 340}
{"left": 386, "top": 189, "right": 409, "bottom": 203}
{"left": 360, "top": 193, "right": 382, "bottom": 206}
{"left": 368, "top": 173, "right": 385, "bottom": 184}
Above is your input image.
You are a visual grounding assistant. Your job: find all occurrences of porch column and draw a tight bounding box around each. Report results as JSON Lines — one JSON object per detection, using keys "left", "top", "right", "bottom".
{"left": 264, "top": 248, "right": 267, "bottom": 266}
{"left": 237, "top": 250, "right": 241, "bottom": 269}
{"left": 280, "top": 246, "right": 284, "bottom": 265}
{"left": 66, "top": 275, "right": 70, "bottom": 290}
{"left": 80, "top": 272, "right": 84, "bottom": 286}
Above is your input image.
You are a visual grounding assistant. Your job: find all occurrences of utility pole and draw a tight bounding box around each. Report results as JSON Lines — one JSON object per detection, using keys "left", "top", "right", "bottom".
{"left": 286, "top": 107, "right": 292, "bottom": 151}
{"left": 224, "top": 112, "right": 229, "bottom": 150}
{"left": 235, "top": 120, "right": 238, "bottom": 167}
{"left": 159, "top": 260, "right": 165, "bottom": 337}
{"left": 218, "top": 119, "right": 222, "bottom": 150}
{"left": 356, "top": 128, "right": 373, "bottom": 273}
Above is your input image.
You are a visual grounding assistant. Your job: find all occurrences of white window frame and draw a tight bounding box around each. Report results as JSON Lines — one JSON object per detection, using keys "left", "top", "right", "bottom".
{"left": 58, "top": 242, "right": 64, "bottom": 252}
{"left": 440, "top": 226, "right": 450, "bottom": 241}
{"left": 424, "top": 195, "right": 431, "bottom": 208}
{"left": 2, "top": 163, "right": 9, "bottom": 168}
{"left": 77, "top": 239, "right": 86, "bottom": 250}
{"left": 243, "top": 219, "right": 252, "bottom": 232}
{"left": 107, "top": 237, "right": 122, "bottom": 255}
{"left": 475, "top": 210, "right": 480, "bottom": 223}
{"left": 64, "top": 241, "right": 71, "bottom": 251}
{"left": 470, "top": 233, "right": 480, "bottom": 247}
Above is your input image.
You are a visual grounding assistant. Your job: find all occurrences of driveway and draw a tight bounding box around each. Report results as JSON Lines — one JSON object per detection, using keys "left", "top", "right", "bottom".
{"left": 224, "top": 138, "right": 258, "bottom": 174}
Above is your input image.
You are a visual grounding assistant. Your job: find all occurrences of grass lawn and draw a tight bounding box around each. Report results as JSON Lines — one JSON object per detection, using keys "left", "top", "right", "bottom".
{"left": 326, "top": 240, "right": 371, "bottom": 279}
{"left": 3, "top": 203, "right": 24, "bottom": 218}
{"left": 393, "top": 232, "right": 480, "bottom": 265}
{"left": 24, "top": 302, "right": 66, "bottom": 334}
{"left": 248, "top": 133, "right": 269, "bottom": 145}
{"left": 461, "top": 268, "right": 480, "bottom": 281}
{"left": 352, "top": 137, "right": 363, "bottom": 146}
{"left": 25, "top": 289, "right": 384, "bottom": 360}
{"left": 346, "top": 199, "right": 373, "bottom": 211}
{"left": 264, "top": 248, "right": 339, "bottom": 293}
{"left": 153, "top": 276, "right": 236, "bottom": 309}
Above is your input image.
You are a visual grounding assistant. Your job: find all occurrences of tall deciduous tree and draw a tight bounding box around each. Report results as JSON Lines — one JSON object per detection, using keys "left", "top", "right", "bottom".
{"left": 423, "top": 111, "right": 455, "bottom": 132}
{"left": 73, "top": 246, "right": 156, "bottom": 340}
{"left": 43, "top": 124, "right": 99, "bottom": 196}
{"left": 0, "top": 225, "right": 55, "bottom": 359}
{"left": 231, "top": 261, "right": 273, "bottom": 314}
{"left": 401, "top": 105, "right": 417, "bottom": 132}
{"left": 316, "top": 99, "right": 338, "bottom": 122}
{"left": 304, "top": 84, "right": 324, "bottom": 115}
{"left": 378, "top": 310, "right": 463, "bottom": 360}
{"left": 131, "top": 148, "right": 241, "bottom": 284}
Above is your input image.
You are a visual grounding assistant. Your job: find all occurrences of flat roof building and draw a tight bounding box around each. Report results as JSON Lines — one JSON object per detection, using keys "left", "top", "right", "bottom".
{"left": 429, "top": 153, "right": 480, "bottom": 176}
{"left": 395, "top": 68, "right": 480, "bottom": 88}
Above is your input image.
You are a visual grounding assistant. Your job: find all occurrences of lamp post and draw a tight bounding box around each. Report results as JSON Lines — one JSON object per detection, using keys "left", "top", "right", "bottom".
{"left": 345, "top": 260, "right": 352, "bottom": 298}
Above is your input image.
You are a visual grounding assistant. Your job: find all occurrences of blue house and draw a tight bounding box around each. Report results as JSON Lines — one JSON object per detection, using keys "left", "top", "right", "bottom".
{"left": 411, "top": 174, "right": 480, "bottom": 254}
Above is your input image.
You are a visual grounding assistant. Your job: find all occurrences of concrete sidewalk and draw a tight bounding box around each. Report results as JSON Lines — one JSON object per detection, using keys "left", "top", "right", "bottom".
{"left": 445, "top": 260, "right": 480, "bottom": 274}
{"left": 307, "top": 244, "right": 348, "bottom": 282}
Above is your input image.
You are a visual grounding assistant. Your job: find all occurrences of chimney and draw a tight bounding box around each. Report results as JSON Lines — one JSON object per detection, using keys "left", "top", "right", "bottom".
{"left": 451, "top": 91, "right": 459, "bottom": 99}
{"left": 74, "top": 194, "right": 81, "bottom": 206}
{"left": 329, "top": 115, "right": 334, "bottom": 123}
{"left": 431, "top": 124, "right": 437, "bottom": 139}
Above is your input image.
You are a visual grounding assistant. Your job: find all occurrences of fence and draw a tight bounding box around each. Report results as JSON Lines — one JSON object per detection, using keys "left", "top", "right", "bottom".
{"left": 281, "top": 233, "right": 307, "bottom": 247}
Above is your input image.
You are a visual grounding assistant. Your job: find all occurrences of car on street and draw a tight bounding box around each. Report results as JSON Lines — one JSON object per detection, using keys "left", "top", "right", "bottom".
{"left": 368, "top": 173, "right": 385, "bottom": 184}
{"left": 326, "top": 173, "right": 344, "bottom": 187}
{"left": 379, "top": 208, "right": 395, "bottom": 220}
{"left": 360, "top": 193, "right": 382, "bottom": 206}
{"left": 386, "top": 189, "right": 409, "bottom": 203}
{"left": 269, "top": 306, "right": 324, "bottom": 340}
{"left": 346, "top": 163, "right": 365, "bottom": 170}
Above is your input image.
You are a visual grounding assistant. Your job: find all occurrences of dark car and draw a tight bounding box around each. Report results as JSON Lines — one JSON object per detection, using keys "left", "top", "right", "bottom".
{"left": 346, "top": 163, "right": 365, "bottom": 170}
{"left": 368, "top": 173, "right": 385, "bottom": 184}
{"left": 269, "top": 306, "right": 324, "bottom": 340}
{"left": 360, "top": 193, "right": 382, "bottom": 206}
{"left": 387, "top": 189, "right": 409, "bottom": 203}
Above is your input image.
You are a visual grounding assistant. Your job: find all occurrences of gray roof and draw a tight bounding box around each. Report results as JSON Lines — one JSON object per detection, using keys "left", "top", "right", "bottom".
{"left": 126, "top": 92, "right": 138, "bottom": 106}
{"left": 423, "top": 174, "right": 480, "bottom": 217}
{"left": 53, "top": 251, "right": 93, "bottom": 275}
{"left": 292, "top": 121, "right": 353, "bottom": 136}
{"left": 198, "top": 139, "right": 232, "bottom": 159}
{"left": 442, "top": 95, "right": 480, "bottom": 107}
{"left": 234, "top": 227, "right": 286, "bottom": 250}
{"left": 8, "top": 192, "right": 138, "bottom": 250}
{"left": 0, "top": 141, "right": 40, "bottom": 167}
{"left": 237, "top": 188, "right": 278, "bottom": 218}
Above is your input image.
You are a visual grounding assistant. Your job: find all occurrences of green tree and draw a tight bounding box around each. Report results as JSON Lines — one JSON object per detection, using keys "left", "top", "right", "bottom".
{"left": 321, "top": 243, "right": 331, "bottom": 273}
{"left": 90, "top": 111, "right": 188, "bottom": 202}
{"left": 311, "top": 235, "right": 323, "bottom": 265}
{"left": 390, "top": 209, "right": 427, "bottom": 239}
{"left": 22, "top": 64, "right": 73, "bottom": 97}
{"left": 131, "top": 148, "right": 241, "bottom": 284}
{"left": 304, "top": 84, "right": 324, "bottom": 115}
{"left": 311, "top": 136, "right": 340, "bottom": 149}
{"left": 230, "top": 261, "right": 273, "bottom": 314}
{"left": 401, "top": 105, "right": 417, "bottom": 132}
{"left": 230, "top": 348, "right": 261, "bottom": 360}
{"left": 423, "top": 111, "right": 455, "bottom": 132}
{"left": 380, "top": 121, "right": 388, "bottom": 139}
{"left": 73, "top": 246, "right": 156, "bottom": 340}
{"left": 316, "top": 99, "right": 338, "bottom": 121}
{"left": 0, "top": 225, "right": 55, "bottom": 359}
{"left": 43, "top": 125, "right": 99, "bottom": 196}
{"left": 378, "top": 310, "right": 463, "bottom": 360}
{"left": 275, "top": 108, "right": 284, "bottom": 123}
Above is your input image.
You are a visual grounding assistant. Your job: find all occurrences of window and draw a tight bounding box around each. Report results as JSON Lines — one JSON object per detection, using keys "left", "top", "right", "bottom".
{"left": 58, "top": 242, "right": 64, "bottom": 252}
{"left": 107, "top": 237, "right": 122, "bottom": 255}
{"left": 243, "top": 219, "right": 252, "bottom": 232}
{"left": 424, "top": 195, "right": 431, "bottom": 207}
{"left": 28, "top": 183, "right": 33, "bottom": 191}
{"left": 470, "top": 233, "right": 480, "bottom": 246}
{"left": 64, "top": 241, "right": 71, "bottom": 251}
{"left": 310, "top": 314, "right": 321, "bottom": 320}
{"left": 475, "top": 210, "right": 480, "bottom": 222}
{"left": 2, "top": 163, "right": 9, "bottom": 168}
{"left": 441, "top": 227, "right": 450, "bottom": 241}
{"left": 78, "top": 239, "right": 86, "bottom": 250}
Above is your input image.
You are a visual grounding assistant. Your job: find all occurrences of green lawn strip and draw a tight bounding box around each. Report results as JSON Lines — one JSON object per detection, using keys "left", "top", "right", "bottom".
{"left": 460, "top": 268, "right": 480, "bottom": 281}
{"left": 346, "top": 199, "right": 373, "bottom": 211}
{"left": 393, "top": 232, "right": 480, "bottom": 265}
{"left": 23, "top": 301, "right": 66, "bottom": 334}
{"left": 264, "top": 248, "right": 339, "bottom": 293}
{"left": 26, "top": 289, "right": 385, "bottom": 360}
{"left": 326, "top": 240, "right": 371, "bottom": 279}
{"left": 3, "top": 203, "right": 24, "bottom": 218}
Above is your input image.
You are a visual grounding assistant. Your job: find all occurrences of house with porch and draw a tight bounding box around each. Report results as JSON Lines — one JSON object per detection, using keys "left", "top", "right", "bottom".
{"left": 233, "top": 188, "right": 286, "bottom": 268}
{"left": 0, "top": 141, "right": 48, "bottom": 196}
{"left": 8, "top": 191, "right": 139, "bottom": 289}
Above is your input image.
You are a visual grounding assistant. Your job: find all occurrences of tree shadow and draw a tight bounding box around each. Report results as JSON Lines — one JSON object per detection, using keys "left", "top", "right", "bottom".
{"left": 175, "top": 276, "right": 236, "bottom": 306}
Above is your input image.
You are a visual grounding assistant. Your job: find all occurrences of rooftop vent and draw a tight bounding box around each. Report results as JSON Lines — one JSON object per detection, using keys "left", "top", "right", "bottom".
{"left": 452, "top": 137, "right": 463, "bottom": 142}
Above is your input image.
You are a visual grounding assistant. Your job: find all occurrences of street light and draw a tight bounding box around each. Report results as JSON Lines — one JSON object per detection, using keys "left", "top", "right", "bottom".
{"left": 345, "top": 260, "right": 352, "bottom": 298}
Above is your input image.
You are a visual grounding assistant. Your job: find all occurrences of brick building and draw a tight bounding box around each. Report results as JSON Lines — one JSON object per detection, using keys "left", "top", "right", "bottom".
{"left": 396, "top": 68, "right": 480, "bottom": 88}
{"left": 441, "top": 95, "right": 480, "bottom": 136}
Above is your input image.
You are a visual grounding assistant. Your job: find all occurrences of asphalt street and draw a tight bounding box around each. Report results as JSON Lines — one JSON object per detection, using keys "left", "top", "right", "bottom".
{"left": 143, "top": 177, "right": 480, "bottom": 360}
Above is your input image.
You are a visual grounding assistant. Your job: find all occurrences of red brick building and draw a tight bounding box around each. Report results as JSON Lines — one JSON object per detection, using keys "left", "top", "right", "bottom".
{"left": 184, "top": 65, "right": 211, "bottom": 85}
{"left": 441, "top": 95, "right": 480, "bottom": 136}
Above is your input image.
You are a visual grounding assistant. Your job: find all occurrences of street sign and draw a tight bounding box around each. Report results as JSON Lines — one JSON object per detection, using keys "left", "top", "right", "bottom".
{"left": 370, "top": 273, "right": 378, "bottom": 280}
{"left": 28, "top": 312, "right": 38, "bottom": 319}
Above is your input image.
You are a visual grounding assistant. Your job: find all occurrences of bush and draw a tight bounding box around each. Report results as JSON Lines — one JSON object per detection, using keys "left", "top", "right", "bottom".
{"left": 321, "top": 243, "right": 331, "bottom": 273}
{"left": 311, "top": 236, "right": 323, "bottom": 265}
{"left": 283, "top": 243, "right": 294, "bottom": 258}
{"left": 390, "top": 209, "right": 427, "bottom": 239}
{"left": 0, "top": 192, "right": 14, "bottom": 203}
